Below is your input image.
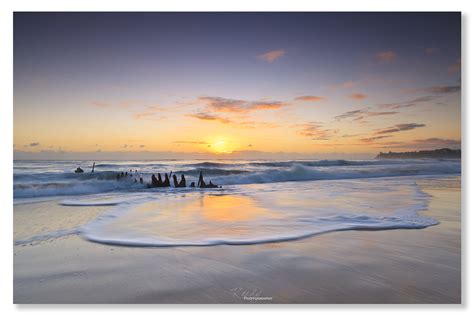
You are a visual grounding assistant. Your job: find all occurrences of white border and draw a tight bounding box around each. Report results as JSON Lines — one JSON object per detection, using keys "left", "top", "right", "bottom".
{"left": 1, "top": 0, "right": 471, "bottom": 315}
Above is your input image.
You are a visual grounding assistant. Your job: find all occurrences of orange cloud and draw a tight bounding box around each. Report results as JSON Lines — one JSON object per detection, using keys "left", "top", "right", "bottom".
{"left": 294, "top": 95, "right": 326, "bottom": 102}
{"left": 257, "top": 49, "right": 286, "bottom": 63}
{"left": 249, "top": 101, "right": 288, "bottom": 110}
{"left": 238, "top": 121, "right": 280, "bottom": 129}
{"left": 349, "top": 93, "right": 367, "bottom": 100}
{"left": 376, "top": 51, "right": 397, "bottom": 63}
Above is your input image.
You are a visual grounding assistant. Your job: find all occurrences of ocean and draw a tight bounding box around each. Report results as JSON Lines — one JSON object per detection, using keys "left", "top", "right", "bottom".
{"left": 13, "top": 159, "right": 461, "bottom": 247}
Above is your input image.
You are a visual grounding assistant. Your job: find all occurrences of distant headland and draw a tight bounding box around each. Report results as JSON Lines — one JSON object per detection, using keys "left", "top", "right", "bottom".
{"left": 376, "top": 148, "right": 461, "bottom": 159}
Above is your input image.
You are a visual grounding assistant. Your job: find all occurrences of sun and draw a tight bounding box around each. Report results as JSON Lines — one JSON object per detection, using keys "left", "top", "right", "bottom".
{"left": 209, "top": 138, "right": 233, "bottom": 154}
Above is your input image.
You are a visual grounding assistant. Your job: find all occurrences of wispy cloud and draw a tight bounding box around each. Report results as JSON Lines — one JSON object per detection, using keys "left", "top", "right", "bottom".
{"left": 348, "top": 93, "right": 367, "bottom": 100}
{"left": 379, "top": 85, "right": 459, "bottom": 109}
{"left": 359, "top": 135, "right": 393, "bottom": 143}
{"left": 295, "top": 122, "right": 338, "bottom": 140}
{"left": 334, "top": 109, "right": 366, "bottom": 121}
{"left": 373, "top": 138, "right": 461, "bottom": 149}
{"left": 378, "top": 96, "right": 436, "bottom": 109}
{"left": 375, "top": 123, "right": 426, "bottom": 135}
{"left": 197, "top": 96, "right": 246, "bottom": 112}
{"left": 424, "top": 47, "right": 437, "bottom": 55}
{"left": 257, "top": 49, "right": 286, "bottom": 63}
{"left": 406, "top": 85, "right": 461, "bottom": 95}
{"left": 133, "top": 105, "right": 163, "bottom": 119}
{"left": 375, "top": 50, "right": 397, "bottom": 63}
{"left": 28, "top": 142, "right": 40, "bottom": 147}
{"left": 334, "top": 108, "right": 398, "bottom": 121}
{"left": 410, "top": 138, "right": 460, "bottom": 148}
{"left": 196, "top": 96, "right": 288, "bottom": 113}
{"left": 238, "top": 120, "right": 280, "bottom": 129}
{"left": 294, "top": 95, "right": 326, "bottom": 102}
{"left": 188, "top": 112, "right": 231, "bottom": 124}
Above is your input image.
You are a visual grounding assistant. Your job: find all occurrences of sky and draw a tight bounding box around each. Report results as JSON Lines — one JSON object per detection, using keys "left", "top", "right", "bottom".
{"left": 14, "top": 12, "right": 461, "bottom": 160}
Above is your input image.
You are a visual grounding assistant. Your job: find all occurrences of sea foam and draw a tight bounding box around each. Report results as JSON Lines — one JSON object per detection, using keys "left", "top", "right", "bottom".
{"left": 77, "top": 177, "right": 438, "bottom": 247}
{"left": 13, "top": 159, "right": 460, "bottom": 199}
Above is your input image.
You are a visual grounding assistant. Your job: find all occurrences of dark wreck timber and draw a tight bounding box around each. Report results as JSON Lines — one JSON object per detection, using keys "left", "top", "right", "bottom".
{"left": 376, "top": 148, "right": 461, "bottom": 159}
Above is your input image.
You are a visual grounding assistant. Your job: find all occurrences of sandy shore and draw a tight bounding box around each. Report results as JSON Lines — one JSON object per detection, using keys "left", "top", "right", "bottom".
{"left": 14, "top": 176, "right": 461, "bottom": 304}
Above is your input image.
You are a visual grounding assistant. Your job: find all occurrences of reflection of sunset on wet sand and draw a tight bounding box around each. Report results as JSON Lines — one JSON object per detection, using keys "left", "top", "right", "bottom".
{"left": 186, "top": 195, "right": 270, "bottom": 222}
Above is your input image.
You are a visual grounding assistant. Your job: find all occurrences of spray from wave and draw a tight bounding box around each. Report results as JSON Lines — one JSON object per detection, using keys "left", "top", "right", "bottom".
{"left": 13, "top": 159, "right": 460, "bottom": 199}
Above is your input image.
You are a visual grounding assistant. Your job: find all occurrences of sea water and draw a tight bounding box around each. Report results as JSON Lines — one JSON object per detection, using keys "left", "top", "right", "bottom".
{"left": 13, "top": 159, "right": 460, "bottom": 247}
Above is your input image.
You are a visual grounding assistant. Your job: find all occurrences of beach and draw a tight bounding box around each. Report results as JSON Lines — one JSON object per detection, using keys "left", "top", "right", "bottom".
{"left": 13, "top": 160, "right": 461, "bottom": 303}
{"left": 12, "top": 11, "right": 463, "bottom": 307}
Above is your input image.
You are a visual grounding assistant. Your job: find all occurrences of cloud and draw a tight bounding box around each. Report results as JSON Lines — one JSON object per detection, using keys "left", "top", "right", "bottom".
{"left": 376, "top": 51, "right": 397, "bottom": 63}
{"left": 378, "top": 84, "right": 460, "bottom": 110}
{"left": 139, "top": 145, "right": 145, "bottom": 148}
{"left": 349, "top": 93, "right": 367, "bottom": 100}
{"left": 294, "top": 95, "right": 326, "bottom": 102}
{"left": 407, "top": 85, "right": 461, "bottom": 95}
{"left": 411, "top": 138, "right": 461, "bottom": 148}
{"left": 372, "top": 138, "right": 461, "bottom": 150}
{"left": 359, "top": 135, "right": 393, "bottom": 143}
{"left": 197, "top": 96, "right": 246, "bottom": 113}
{"left": 133, "top": 105, "right": 163, "bottom": 119}
{"left": 334, "top": 109, "right": 366, "bottom": 121}
{"left": 296, "top": 122, "right": 338, "bottom": 140}
{"left": 197, "top": 96, "right": 288, "bottom": 113}
{"left": 188, "top": 112, "right": 231, "bottom": 124}
{"left": 334, "top": 108, "right": 398, "bottom": 121}
{"left": 375, "top": 123, "right": 426, "bottom": 135}
{"left": 378, "top": 96, "right": 436, "bottom": 109}
{"left": 250, "top": 101, "right": 287, "bottom": 110}
{"left": 257, "top": 49, "right": 286, "bottom": 63}
{"left": 328, "top": 81, "right": 356, "bottom": 91}
{"left": 361, "top": 111, "right": 399, "bottom": 119}
{"left": 28, "top": 142, "right": 40, "bottom": 147}
{"left": 238, "top": 121, "right": 280, "bottom": 129}
{"left": 424, "top": 47, "right": 437, "bottom": 55}
{"left": 120, "top": 144, "right": 128, "bottom": 148}
{"left": 448, "top": 59, "right": 461, "bottom": 74}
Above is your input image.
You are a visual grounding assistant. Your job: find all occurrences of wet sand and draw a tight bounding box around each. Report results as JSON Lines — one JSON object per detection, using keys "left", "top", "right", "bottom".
{"left": 14, "top": 176, "right": 461, "bottom": 304}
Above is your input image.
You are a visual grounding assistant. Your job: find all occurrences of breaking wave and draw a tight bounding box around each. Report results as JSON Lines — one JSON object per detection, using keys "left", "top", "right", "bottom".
{"left": 13, "top": 159, "right": 460, "bottom": 199}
